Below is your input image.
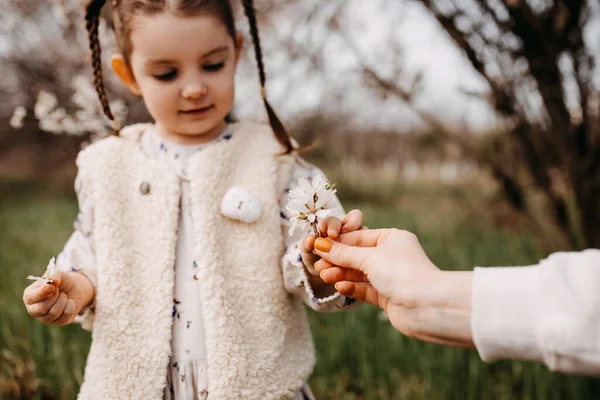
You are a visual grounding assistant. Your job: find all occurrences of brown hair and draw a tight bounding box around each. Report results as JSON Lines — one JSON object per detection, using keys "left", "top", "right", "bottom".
{"left": 85, "top": 0, "right": 295, "bottom": 153}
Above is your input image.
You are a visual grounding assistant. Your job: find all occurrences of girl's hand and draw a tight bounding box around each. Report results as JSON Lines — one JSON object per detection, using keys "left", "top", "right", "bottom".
{"left": 23, "top": 270, "right": 95, "bottom": 326}
{"left": 300, "top": 209, "right": 365, "bottom": 276}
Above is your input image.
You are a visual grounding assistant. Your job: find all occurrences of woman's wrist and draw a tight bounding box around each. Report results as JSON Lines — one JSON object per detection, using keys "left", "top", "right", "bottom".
{"left": 432, "top": 270, "right": 473, "bottom": 310}
{"left": 411, "top": 270, "right": 475, "bottom": 348}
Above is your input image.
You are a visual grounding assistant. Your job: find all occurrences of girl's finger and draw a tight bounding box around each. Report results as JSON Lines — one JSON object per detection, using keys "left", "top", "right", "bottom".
{"left": 320, "top": 267, "right": 369, "bottom": 284}
{"left": 52, "top": 299, "right": 77, "bottom": 326}
{"left": 301, "top": 252, "right": 320, "bottom": 271}
{"left": 318, "top": 217, "right": 342, "bottom": 239}
{"left": 27, "top": 288, "right": 61, "bottom": 318}
{"left": 340, "top": 209, "right": 364, "bottom": 234}
{"left": 301, "top": 234, "right": 316, "bottom": 253}
{"left": 40, "top": 293, "right": 68, "bottom": 323}
{"left": 23, "top": 283, "right": 56, "bottom": 305}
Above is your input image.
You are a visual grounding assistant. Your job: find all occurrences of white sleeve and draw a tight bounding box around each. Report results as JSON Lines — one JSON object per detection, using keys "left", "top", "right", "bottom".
{"left": 54, "top": 169, "right": 97, "bottom": 331}
{"left": 279, "top": 158, "right": 360, "bottom": 312}
{"left": 472, "top": 249, "right": 600, "bottom": 375}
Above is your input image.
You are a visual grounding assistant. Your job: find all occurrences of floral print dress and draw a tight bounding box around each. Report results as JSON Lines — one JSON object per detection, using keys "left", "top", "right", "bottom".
{"left": 55, "top": 124, "right": 356, "bottom": 400}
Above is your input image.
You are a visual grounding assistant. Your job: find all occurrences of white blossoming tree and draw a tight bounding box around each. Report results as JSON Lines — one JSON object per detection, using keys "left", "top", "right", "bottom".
{"left": 0, "top": 0, "right": 292, "bottom": 177}
{"left": 0, "top": 0, "right": 138, "bottom": 176}
{"left": 2, "top": 1, "right": 131, "bottom": 133}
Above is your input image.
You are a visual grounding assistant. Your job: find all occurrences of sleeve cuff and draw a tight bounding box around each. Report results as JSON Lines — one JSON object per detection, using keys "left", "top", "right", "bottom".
{"left": 74, "top": 301, "right": 95, "bottom": 332}
{"left": 472, "top": 265, "right": 544, "bottom": 364}
{"left": 282, "top": 249, "right": 341, "bottom": 306}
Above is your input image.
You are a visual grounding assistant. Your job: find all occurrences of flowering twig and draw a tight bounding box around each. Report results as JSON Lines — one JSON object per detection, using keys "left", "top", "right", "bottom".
{"left": 27, "top": 257, "right": 57, "bottom": 284}
{"left": 286, "top": 175, "right": 337, "bottom": 237}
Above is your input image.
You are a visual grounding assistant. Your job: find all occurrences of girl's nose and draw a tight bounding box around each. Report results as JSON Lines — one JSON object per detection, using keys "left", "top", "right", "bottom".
{"left": 182, "top": 82, "right": 208, "bottom": 100}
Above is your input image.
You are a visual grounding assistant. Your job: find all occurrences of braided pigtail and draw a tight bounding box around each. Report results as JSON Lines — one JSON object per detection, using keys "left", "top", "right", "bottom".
{"left": 85, "top": 0, "right": 120, "bottom": 134}
{"left": 242, "top": 0, "right": 294, "bottom": 153}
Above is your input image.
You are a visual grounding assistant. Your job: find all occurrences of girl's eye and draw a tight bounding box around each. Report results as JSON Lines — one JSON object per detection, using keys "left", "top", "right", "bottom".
{"left": 203, "top": 63, "right": 225, "bottom": 72}
{"left": 154, "top": 69, "right": 178, "bottom": 82}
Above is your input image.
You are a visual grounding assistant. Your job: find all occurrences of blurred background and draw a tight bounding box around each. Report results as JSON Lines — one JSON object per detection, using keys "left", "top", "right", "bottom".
{"left": 2, "top": 0, "right": 600, "bottom": 398}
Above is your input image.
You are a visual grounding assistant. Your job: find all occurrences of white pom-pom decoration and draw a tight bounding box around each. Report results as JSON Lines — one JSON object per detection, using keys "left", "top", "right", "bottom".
{"left": 220, "top": 187, "right": 262, "bottom": 224}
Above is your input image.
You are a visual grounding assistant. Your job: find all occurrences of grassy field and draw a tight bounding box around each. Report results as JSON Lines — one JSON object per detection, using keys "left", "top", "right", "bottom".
{"left": 1, "top": 177, "right": 599, "bottom": 399}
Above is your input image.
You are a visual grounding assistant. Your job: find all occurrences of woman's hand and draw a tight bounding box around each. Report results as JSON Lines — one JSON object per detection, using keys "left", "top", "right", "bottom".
{"left": 312, "top": 229, "right": 474, "bottom": 347}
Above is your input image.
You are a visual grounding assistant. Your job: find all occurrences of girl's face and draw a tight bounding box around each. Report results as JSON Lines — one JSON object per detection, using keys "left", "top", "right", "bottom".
{"left": 120, "top": 13, "right": 242, "bottom": 144}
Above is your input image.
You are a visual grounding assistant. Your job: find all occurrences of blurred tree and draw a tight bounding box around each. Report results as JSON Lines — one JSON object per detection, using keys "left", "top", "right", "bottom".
{"left": 413, "top": 0, "right": 600, "bottom": 250}
{"left": 286, "top": 0, "right": 600, "bottom": 250}
{"left": 0, "top": 0, "right": 132, "bottom": 176}
{"left": 3, "top": 0, "right": 598, "bottom": 250}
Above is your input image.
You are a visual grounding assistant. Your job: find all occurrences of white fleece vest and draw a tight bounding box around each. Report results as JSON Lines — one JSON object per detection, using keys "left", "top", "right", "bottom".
{"left": 75, "top": 122, "right": 315, "bottom": 400}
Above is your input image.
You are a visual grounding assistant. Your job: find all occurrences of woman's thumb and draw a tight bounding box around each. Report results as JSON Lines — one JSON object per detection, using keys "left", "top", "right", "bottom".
{"left": 314, "top": 238, "right": 370, "bottom": 272}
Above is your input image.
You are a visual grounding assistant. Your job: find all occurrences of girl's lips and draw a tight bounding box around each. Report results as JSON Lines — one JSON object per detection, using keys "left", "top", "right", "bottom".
{"left": 179, "top": 105, "right": 214, "bottom": 116}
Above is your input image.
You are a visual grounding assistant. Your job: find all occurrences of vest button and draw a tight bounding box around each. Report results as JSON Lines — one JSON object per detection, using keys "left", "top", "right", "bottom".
{"left": 139, "top": 181, "right": 151, "bottom": 195}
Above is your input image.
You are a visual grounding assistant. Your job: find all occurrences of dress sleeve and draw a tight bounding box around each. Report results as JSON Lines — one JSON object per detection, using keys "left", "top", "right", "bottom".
{"left": 54, "top": 166, "right": 97, "bottom": 331}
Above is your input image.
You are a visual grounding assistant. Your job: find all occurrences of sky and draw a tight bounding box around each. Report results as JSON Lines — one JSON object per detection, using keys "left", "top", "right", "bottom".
{"left": 393, "top": 2, "right": 493, "bottom": 130}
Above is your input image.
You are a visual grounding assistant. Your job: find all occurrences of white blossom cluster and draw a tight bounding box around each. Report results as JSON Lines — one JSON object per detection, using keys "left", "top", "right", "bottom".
{"left": 286, "top": 175, "right": 337, "bottom": 237}
{"left": 26, "top": 257, "right": 57, "bottom": 284}
{"left": 29, "top": 76, "right": 128, "bottom": 137}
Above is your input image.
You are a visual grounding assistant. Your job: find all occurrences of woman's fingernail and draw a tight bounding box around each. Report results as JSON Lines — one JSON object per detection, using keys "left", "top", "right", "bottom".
{"left": 334, "top": 282, "right": 341, "bottom": 291}
{"left": 314, "top": 238, "right": 333, "bottom": 253}
{"left": 319, "top": 270, "right": 325, "bottom": 280}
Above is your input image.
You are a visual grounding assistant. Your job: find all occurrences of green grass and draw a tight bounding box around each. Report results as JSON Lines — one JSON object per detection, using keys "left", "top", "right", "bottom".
{"left": 1, "top": 178, "right": 599, "bottom": 399}
{"left": 0, "top": 188, "right": 91, "bottom": 399}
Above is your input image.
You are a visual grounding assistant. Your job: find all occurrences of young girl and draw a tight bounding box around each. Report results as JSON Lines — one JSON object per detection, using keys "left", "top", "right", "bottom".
{"left": 21, "top": 1, "right": 363, "bottom": 399}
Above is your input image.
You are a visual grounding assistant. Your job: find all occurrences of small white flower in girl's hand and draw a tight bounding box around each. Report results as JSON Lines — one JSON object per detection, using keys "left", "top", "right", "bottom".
{"left": 286, "top": 175, "right": 337, "bottom": 237}
{"left": 26, "top": 257, "right": 57, "bottom": 284}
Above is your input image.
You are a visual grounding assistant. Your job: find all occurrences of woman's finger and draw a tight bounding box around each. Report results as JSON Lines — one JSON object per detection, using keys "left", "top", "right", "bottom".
{"left": 335, "top": 281, "right": 382, "bottom": 307}
{"left": 320, "top": 267, "right": 369, "bottom": 284}
{"left": 313, "top": 237, "right": 375, "bottom": 272}
{"left": 314, "top": 258, "right": 335, "bottom": 272}
{"left": 326, "top": 229, "right": 392, "bottom": 248}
